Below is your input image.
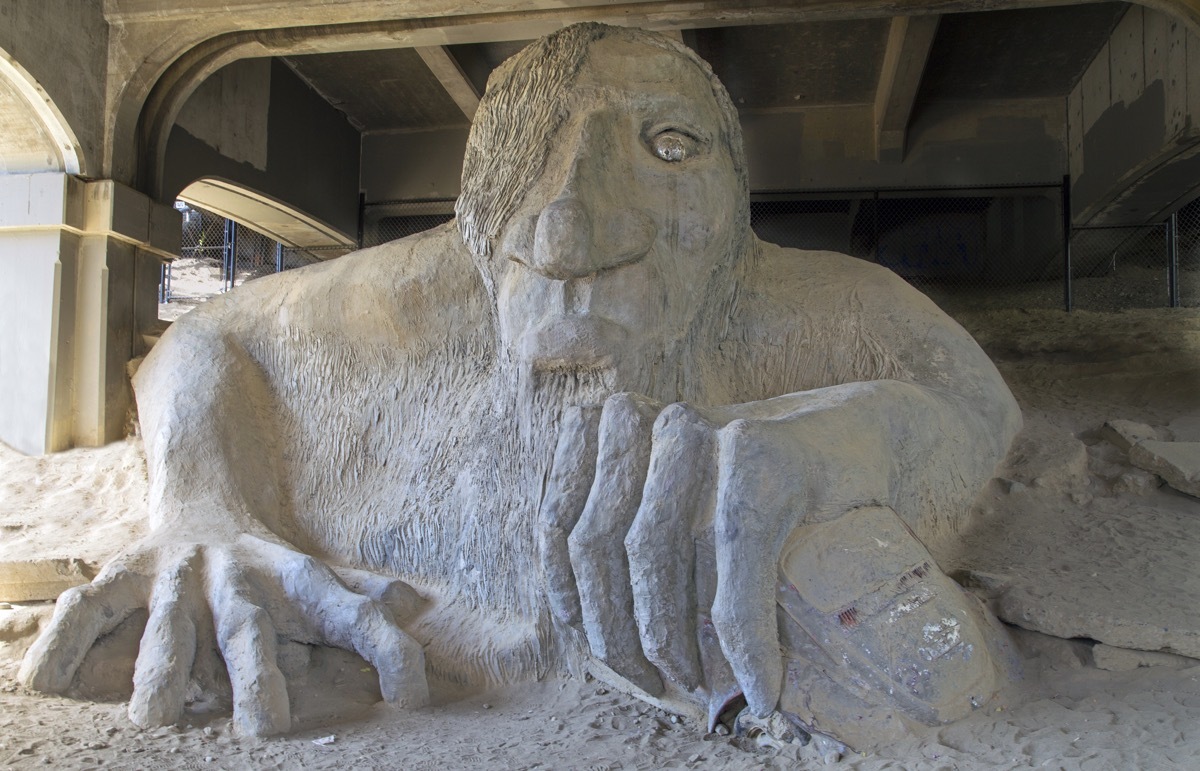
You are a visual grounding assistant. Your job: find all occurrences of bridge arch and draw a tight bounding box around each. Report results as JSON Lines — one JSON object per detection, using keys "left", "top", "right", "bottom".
{"left": 0, "top": 47, "right": 85, "bottom": 175}
{"left": 176, "top": 177, "right": 355, "bottom": 253}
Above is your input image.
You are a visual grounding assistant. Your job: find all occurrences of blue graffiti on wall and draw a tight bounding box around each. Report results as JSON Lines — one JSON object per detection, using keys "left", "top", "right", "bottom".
{"left": 876, "top": 213, "right": 985, "bottom": 278}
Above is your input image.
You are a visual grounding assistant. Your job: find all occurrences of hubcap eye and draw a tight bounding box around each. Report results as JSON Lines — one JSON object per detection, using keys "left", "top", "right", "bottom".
{"left": 651, "top": 130, "right": 700, "bottom": 163}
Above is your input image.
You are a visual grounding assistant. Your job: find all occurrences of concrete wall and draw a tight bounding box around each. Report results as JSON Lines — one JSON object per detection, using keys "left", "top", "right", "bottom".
{"left": 0, "top": 175, "right": 80, "bottom": 455}
{"left": 163, "top": 58, "right": 361, "bottom": 239}
{"left": 1068, "top": 5, "right": 1200, "bottom": 225}
{"left": 0, "top": 174, "right": 177, "bottom": 455}
{"left": 361, "top": 128, "right": 470, "bottom": 203}
{"left": 0, "top": 0, "right": 108, "bottom": 175}
{"left": 742, "top": 98, "right": 1066, "bottom": 191}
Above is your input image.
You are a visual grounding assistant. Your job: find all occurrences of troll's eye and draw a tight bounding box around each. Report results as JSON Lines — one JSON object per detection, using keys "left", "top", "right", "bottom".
{"left": 650, "top": 130, "right": 701, "bottom": 163}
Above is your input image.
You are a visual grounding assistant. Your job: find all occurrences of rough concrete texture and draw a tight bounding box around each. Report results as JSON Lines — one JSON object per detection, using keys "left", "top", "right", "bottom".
{"left": 0, "top": 559, "right": 93, "bottom": 603}
{"left": 1100, "top": 419, "right": 1169, "bottom": 453}
{"left": 1001, "top": 422, "right": 1089, "bottom": 492}
{"left": 982, "top": 514, "right": 1200, "bottom": 658}
{"left": 948, "top": 333, "right": 1200, "bottom": 664}
{"left": 0, "top": 603, "right": 54, "bottom": 650}
{"left": 1093, "top": 643, "right": 1199, "bottom": 672}
{"left": 775, "top": 506, "right": 1020, "bottom": 751}
{"left": 21, "top": 25, "right": 1021, "bottom": 750}
{"left": 1168, "top": 415, "right": 1200, "bottom": 442}
{"left": 1069, "top": 5, "right": 1200, "bottom": 226}
{"left": 1130, "top": 440, "right": 1200, "bottom": 498}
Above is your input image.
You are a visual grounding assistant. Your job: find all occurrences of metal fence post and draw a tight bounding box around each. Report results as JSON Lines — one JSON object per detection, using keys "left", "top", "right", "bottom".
{"left": 1167, "top": 212, "right": 1179, "bottom": 308}
{"left": 872, "top": 190, "right": 880, "bottom": 264}
{"left": 159, "top": 262, "right": 172, "bottom": 303}
{"left": 357, "top": 192, "right": 366, "bottom": 249}
{"left": 275, "top": 242, "right": 284, "bottom": 274}
{"left": 1061, "top": 175, "right": 1072, "bottom": 312}
{"left": 222, "top": 218, "right": 237, "bottom": 292}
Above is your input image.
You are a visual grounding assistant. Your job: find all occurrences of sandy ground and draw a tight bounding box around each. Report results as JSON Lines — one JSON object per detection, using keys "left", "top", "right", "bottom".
{"left": 3, "top": 305, "right": 1200, "bottom": 769}
{"left": 158, "top": 256, "right": 276, "bottom": 323}
{"left": 157, "top": 255, "right": 224, "bottom": 322}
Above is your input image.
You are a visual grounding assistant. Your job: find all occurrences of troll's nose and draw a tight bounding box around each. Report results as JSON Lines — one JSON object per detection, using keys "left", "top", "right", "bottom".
{"left": 527, "top": 198, "right": 657, "bottom": 281}
{"left": 531, "top": 198, "right": 596, "bottom": 281}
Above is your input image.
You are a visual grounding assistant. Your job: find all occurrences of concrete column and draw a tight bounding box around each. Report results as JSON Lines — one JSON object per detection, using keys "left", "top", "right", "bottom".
{"left": 0, "top": 172, "right": 178, "bottom": 455}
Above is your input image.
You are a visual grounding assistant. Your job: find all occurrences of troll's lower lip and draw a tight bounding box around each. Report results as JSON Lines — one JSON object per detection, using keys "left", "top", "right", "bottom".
{"left": 520, "top": 314, "right": 628, "bottom": 370}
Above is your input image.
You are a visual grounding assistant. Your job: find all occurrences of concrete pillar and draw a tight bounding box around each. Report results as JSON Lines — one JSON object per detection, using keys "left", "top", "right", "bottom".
{"left": 0, "top": 172, "right": 178, "bottom": 455}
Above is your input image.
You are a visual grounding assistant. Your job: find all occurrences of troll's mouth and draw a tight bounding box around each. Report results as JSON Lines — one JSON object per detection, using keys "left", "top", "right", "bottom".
{"left": 520, "top": 314, "right": 628, "bottom": 372}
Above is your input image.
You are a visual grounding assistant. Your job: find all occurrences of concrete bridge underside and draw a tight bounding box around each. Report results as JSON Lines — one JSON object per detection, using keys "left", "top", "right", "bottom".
{"left": 2, "top": 0, "right": 1200, "bottom": 454}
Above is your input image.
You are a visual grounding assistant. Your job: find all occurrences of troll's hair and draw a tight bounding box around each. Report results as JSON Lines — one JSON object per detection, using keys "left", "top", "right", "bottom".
{"left": 455, "top": 23, "right": 750, "bottom": 269}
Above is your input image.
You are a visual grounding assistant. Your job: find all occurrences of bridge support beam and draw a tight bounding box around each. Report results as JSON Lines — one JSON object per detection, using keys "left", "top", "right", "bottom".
{"left": 874, "top": 15, "right": 940, "bottom": 163}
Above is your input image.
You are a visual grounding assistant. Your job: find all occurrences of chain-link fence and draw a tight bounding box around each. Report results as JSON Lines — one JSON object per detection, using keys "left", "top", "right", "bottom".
{"left": 361, "top": 201, "right": 455, "bottom": 248}
{"left": 226, "top": 223, "right": 278, "bottom": 287}
{"left": 1066, "top": 197, "right": 1200, "bottom": 311}
{"left": 1067, "top": 223, "right": 1172, "bottom": 311}
{"left": 160, "top": 202, "right": 350, "bottom": 320}
{"left": 751, "top": 186, "right": 1068, "bottom": 314}
{"left": 162, "top": 203, "right": 225, "bottom": 302}
{"left": 752, "top": 187, "right": 1200, "bottom": 314}
{"left": 1177, "top": 197, "right": 1200, "bottom": 308}
{"left": 279, "top": 245, "right": 347, "bottom": 269}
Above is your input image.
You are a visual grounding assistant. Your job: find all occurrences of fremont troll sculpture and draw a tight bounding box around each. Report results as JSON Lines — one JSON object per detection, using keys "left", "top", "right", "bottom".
{"left": 21, "top": 24, "right": 1022, "bottom": 752}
